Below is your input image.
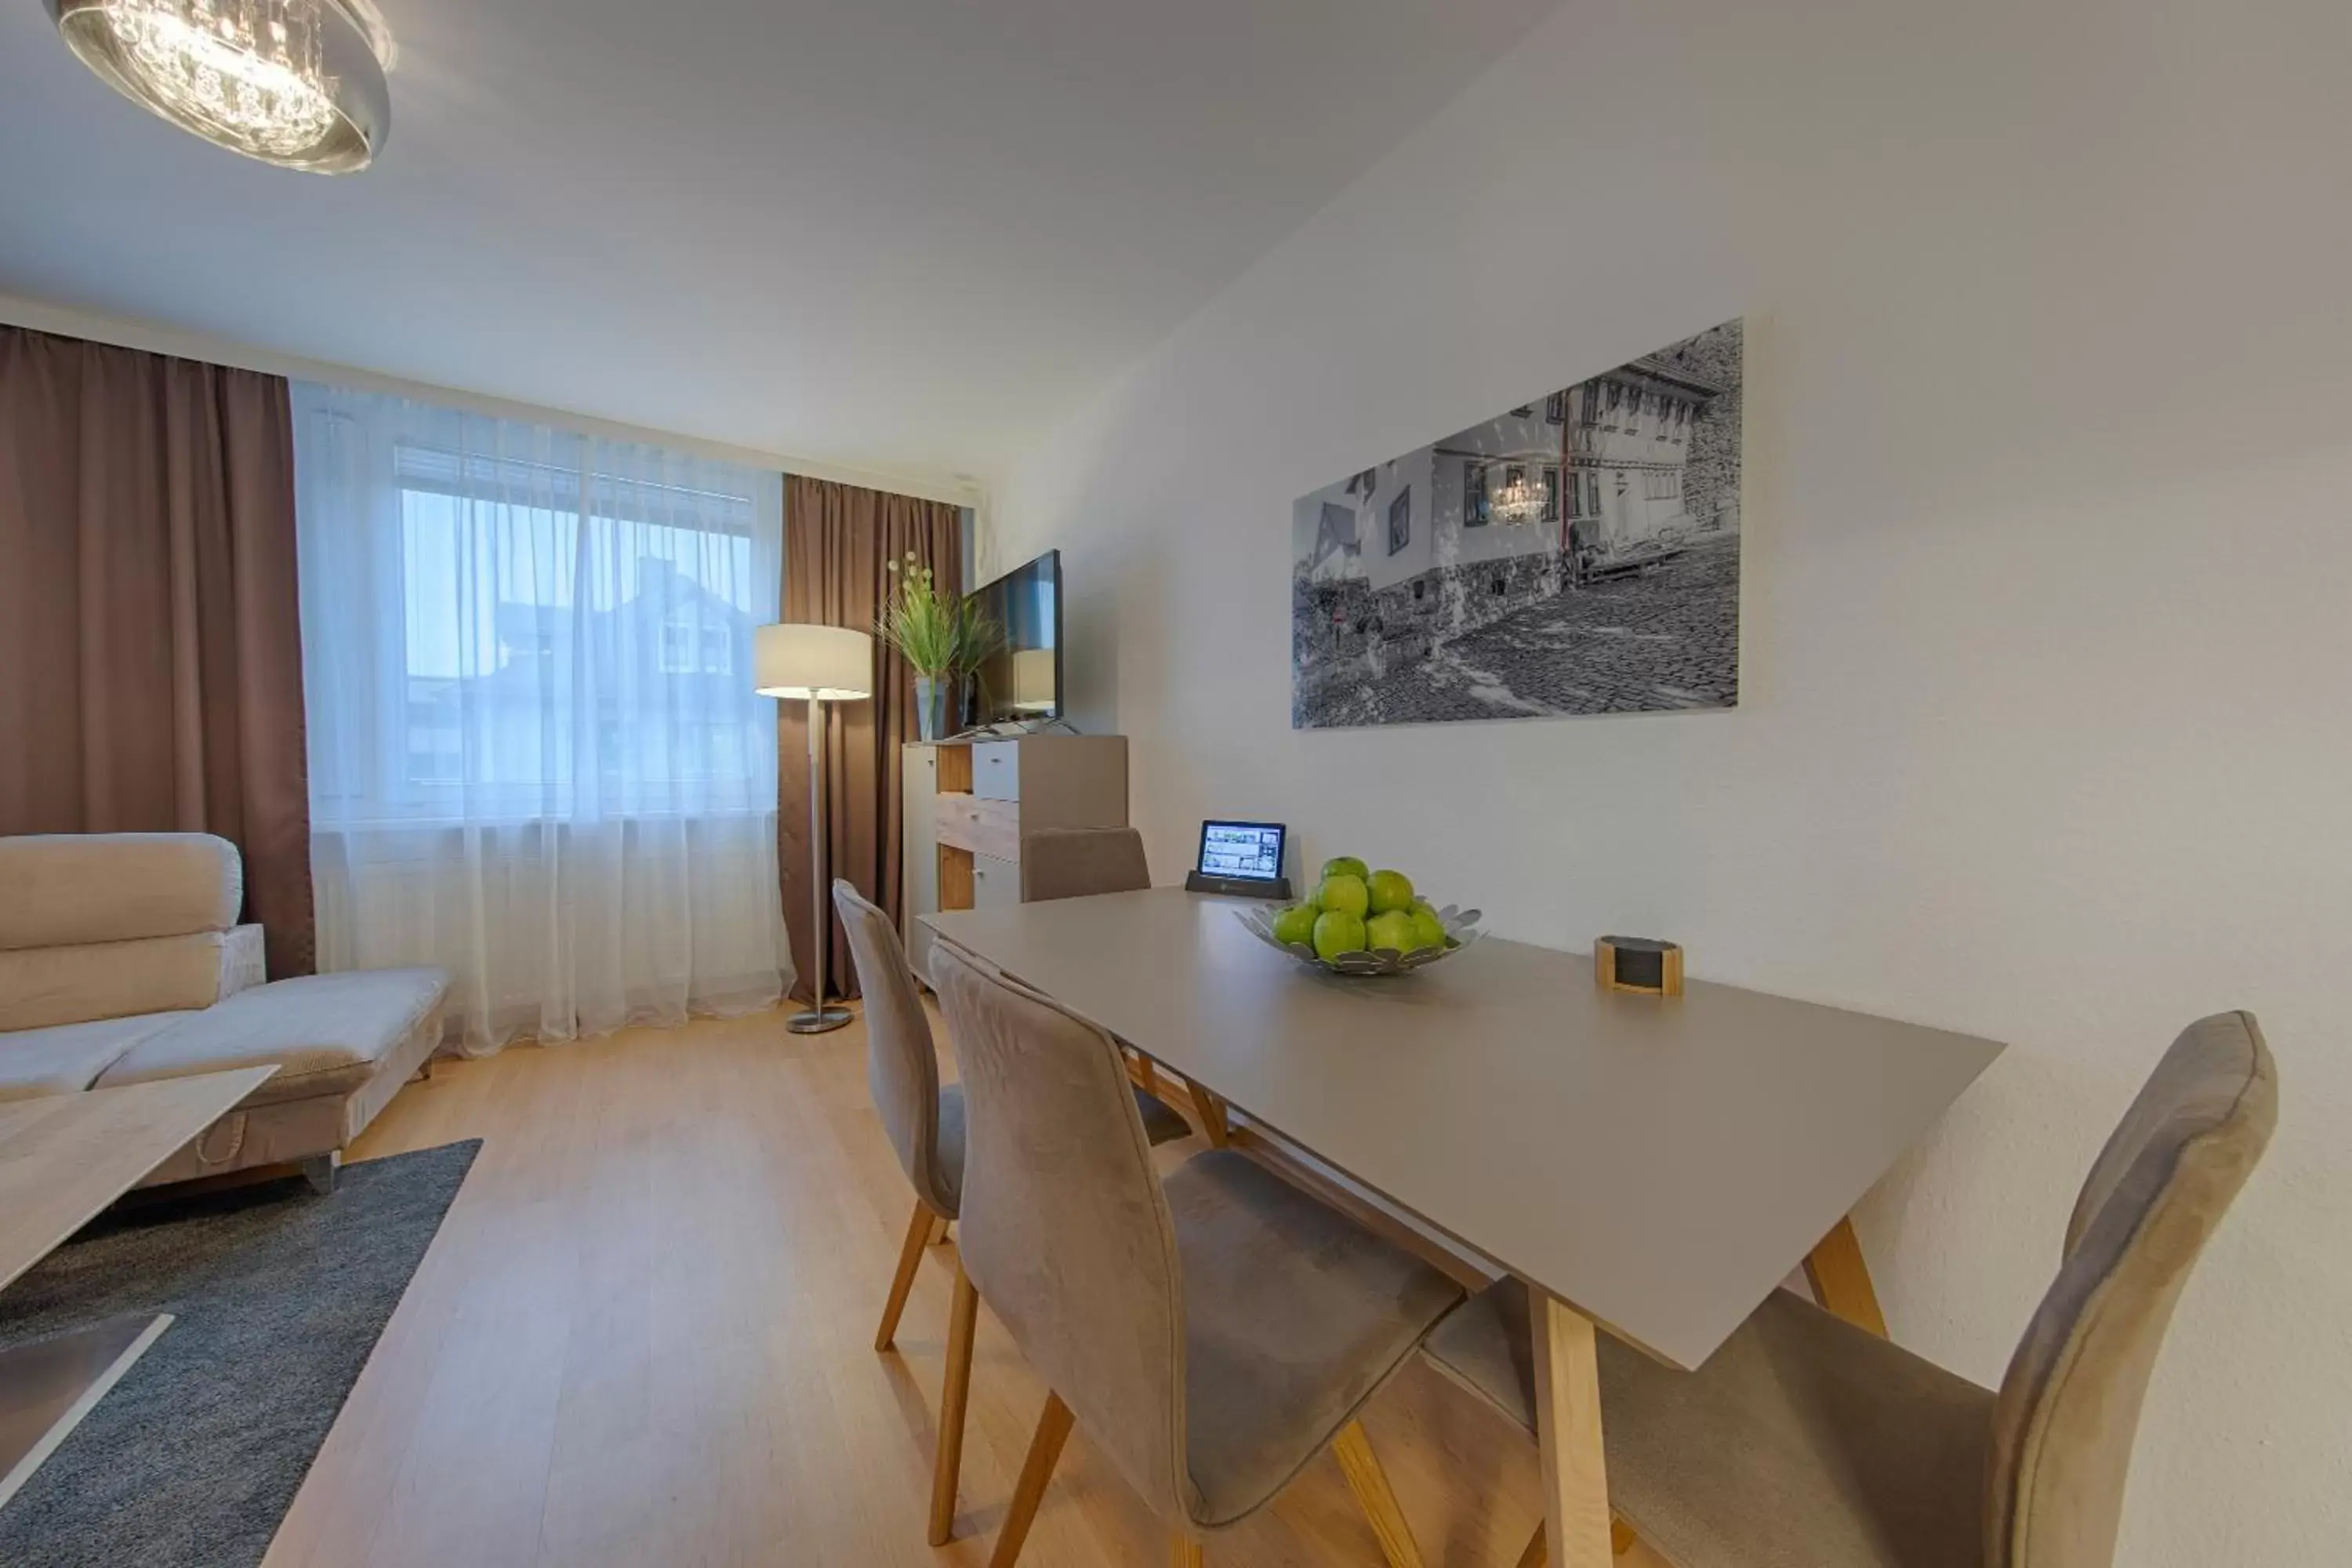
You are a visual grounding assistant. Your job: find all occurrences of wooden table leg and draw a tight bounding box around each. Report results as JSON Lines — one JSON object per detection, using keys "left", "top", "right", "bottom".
{"left": 1530, "top": 1290, "right": 1613, "bottom": 1568}
{"left": 1802, "top": 1215, "right": 1889, "bottom": 1338}
{"left": 1184, "top": 1080, "right": 1231, "bottom": 1148}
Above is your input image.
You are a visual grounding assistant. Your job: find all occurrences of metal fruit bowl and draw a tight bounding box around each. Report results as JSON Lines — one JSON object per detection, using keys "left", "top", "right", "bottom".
{"left": 1234, "top": 903, "right": 1484, "bottom": 977}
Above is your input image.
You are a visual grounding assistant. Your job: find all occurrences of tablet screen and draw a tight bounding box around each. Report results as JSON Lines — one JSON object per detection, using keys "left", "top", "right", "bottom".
{"left": 1197, "top": 821, "right": 1287, "bottom": 883}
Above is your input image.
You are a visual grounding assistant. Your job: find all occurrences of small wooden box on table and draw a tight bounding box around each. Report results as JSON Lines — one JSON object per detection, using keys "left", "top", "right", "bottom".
{"left": 900, "top": 735, "right": 1128, "bottom": 983}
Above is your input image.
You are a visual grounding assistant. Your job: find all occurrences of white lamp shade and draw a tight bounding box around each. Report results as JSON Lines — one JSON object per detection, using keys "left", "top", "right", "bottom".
{"left": 754, "top": 623, "right": 873, "bottom": 701}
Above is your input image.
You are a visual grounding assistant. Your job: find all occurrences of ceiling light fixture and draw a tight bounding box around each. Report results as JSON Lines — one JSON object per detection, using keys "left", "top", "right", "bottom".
{"left": 47, "top": 0, "right": 393, "bottom": 173}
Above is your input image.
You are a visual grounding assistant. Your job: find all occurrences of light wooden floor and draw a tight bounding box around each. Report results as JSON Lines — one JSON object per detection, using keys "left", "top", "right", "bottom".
{"left": 262, "top": 1006, "right": 1673, "bottom": 1568}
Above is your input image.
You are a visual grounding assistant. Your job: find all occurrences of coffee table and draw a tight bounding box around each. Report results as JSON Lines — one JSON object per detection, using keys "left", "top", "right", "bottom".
{"left": 0, "top": 1067, "right": 276, "bottom": 1510}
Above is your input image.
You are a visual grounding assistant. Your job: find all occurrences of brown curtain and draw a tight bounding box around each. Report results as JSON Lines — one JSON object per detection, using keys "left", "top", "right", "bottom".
{"left": 0, "top": 326, "right": 314, "bottom": 978}
{"left": 780, "top": 476, "right": 963, "bottom": 1002}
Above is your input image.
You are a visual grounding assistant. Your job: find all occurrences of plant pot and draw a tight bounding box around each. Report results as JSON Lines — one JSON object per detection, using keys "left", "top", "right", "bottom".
{"left": 913, "top": 673, "right": 951, "bottom": 742}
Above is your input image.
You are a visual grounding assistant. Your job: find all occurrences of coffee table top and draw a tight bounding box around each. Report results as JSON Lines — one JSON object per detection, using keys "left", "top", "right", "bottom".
{"left": 0, "top": 1069, "right": 276, "bottom": 1295}
{"left": 927, "top": 889, "right": 2003, "bottom": 1370}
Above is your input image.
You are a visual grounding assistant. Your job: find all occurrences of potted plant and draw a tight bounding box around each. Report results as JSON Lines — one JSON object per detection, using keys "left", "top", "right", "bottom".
{"left": 877, "top": 554, "right": 1003, "bottom": 741}
{"left": 950, "top": 590, "right": 1007, "bottom": 731}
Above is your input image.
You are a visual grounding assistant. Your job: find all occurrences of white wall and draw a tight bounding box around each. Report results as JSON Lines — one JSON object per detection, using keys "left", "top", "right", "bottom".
{"left": 988, "top": 0, "right": 2352, "bottom": 1559}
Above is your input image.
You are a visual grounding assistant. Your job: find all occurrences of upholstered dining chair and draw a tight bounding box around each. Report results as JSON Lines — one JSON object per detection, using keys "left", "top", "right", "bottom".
{"left": 1018, "top": 825, "right": 1152, "bottom": 902}
{"left": 929, "top": 938, "right": 1468, "bottom": 1568}
{"left": 1423, "top": 1009, "right": 2278, "bottom": 1568}
{"left": 1015, "top": 825, "right": 1216, "bottom": 1132}
{"left": 830, "top": 880, "right": 1195, "bottom": 1546}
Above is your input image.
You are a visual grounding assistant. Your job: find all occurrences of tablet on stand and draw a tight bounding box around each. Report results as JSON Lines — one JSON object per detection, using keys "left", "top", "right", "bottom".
{"left": 1183, "top": 820, "right": 1294, "bottom": 901}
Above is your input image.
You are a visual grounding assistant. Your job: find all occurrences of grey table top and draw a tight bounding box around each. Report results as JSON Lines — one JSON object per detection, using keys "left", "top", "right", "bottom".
{"left": 926, "top": 889, "right": 2003, "bottom": 1370}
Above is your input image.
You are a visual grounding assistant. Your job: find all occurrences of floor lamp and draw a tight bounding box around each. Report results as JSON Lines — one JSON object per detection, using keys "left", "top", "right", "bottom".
{"left": 756, "top": 622, "right": 873, "bottom": 1035}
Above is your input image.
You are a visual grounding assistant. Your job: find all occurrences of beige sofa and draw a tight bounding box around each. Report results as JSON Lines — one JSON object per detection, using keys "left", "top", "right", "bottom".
{"left": 0, "top": 833, "right": 449, "bottom": 1192}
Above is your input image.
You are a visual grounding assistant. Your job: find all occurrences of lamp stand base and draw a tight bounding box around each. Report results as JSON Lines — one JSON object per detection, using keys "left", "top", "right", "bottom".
{"left": 786, "top": 1007, "right": 855, "bottom": 1035}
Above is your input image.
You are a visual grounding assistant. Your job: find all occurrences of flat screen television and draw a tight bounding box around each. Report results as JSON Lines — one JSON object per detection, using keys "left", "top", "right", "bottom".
{"left": 967, "top": 549, "right": 1062, "bottom": 726}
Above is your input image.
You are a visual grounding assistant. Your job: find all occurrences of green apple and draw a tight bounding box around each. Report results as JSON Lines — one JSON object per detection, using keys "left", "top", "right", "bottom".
{"left": 1316, "top": 873, "right": 1370, "bottom": 919}
{"left": 1367, "top": 869, "right": 1414, "bottom": 915}
{"left": 1269, "top": 903, "right": 1319, "bottom": 948}
{"left": 1406, "top": 908, "right": 1448, "bottom": 951}
{"left": 1321, "top": 855, "right": 1370, "bottom": 883}
{"left": 1312, "top": 909, "right": 1367, "bottom": 960}
{"left": 1365, "top": 909, "right": 1416, "bottom": 953}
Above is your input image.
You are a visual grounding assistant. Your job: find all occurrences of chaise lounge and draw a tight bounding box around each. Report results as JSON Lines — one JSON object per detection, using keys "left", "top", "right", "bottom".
{"left": 0, "top": 833, "right": 450, "bottom": 1192}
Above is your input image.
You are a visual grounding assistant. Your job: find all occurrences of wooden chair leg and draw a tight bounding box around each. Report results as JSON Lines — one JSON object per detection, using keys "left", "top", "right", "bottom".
{"left": 928, "top": 1261, "right": 981, "bottom": 1544}
{"left": 1515, "top": 1514, "right": 1639, "bottom": 1565}
{"left": 927, "top": 1213, "right": 951, "bottom": 1246}
{"left": 1170, "top": 1530, "right": 1204, "bottom": 1566}
{"left": 1330, "top": 1420, "right": 1425, "bottom": 1568}
{"left": 875, "top": 1200, "right": 931, "bottom": 1352}
{"left": 989, "top": 1392, "right": 1075, "bottom": 1568}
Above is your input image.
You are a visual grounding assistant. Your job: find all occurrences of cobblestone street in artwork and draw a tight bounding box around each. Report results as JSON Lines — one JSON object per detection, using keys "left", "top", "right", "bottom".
{"left": 1295, "top": 533, "right": 1740, "bottom": 728}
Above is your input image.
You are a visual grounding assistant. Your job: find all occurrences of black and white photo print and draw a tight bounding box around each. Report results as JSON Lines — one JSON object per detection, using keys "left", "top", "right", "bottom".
{"left": 1291, "top": 319, "right": 1742, "bottom": 729}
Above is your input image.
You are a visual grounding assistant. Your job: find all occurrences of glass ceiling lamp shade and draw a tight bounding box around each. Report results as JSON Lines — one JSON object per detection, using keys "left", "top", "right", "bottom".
{"left": 48, "top": 0, "right": 392, "bottom": 173}
{"left": 755, "top": 623, "right": 873, "bottom": 1035}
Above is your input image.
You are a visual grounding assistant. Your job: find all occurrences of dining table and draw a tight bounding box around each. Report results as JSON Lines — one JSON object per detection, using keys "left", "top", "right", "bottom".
{"left": 925, "top": 887, "right": 2004, "bottom": 1566}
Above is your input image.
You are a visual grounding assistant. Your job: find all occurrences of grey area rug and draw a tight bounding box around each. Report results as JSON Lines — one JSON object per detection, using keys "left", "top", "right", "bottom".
{"left": 0, "top": 1140, "right": 480, "bottom": 1568}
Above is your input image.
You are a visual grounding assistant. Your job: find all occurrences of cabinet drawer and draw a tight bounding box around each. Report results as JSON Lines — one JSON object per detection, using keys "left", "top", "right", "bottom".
{"left": 972, "top": 742, "right": 1021, "bottom": 801}
{"left": 936, "top": 795, "right": 1021, "bottom": 862}
{"left": 971, "top": 852, "right": 1020, "bottom": 909}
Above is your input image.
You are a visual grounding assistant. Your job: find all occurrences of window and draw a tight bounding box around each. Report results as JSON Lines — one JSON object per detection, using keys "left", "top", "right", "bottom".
{"left": 659, "top": 621, "right": 696, "bottom": 673}
{"left": 1542, "top": 465, "right": 1562, "bottom": 524}
{"left": 1563, "top": 470, "right": 1587, "bottom": 520}
{"left": 384, "top": 451, "right": 767, "bottom": 798}
{"left": 1388, "top": 486, "right": 1412, "bottom": 555}
{"left": 1544, "top": 390, "right": 1567, "bottom": 424}
{"left": 290, "top": 384, "right": 793, "bottom": 1051}
{"left": 1464, "top": 460, "right": 1489, "bottom": 527}
{"left": 658, "top": 618, "right": 736, "bottom": 676}
{"left": 295, "top": 388, "right": 785, "bottom": 824}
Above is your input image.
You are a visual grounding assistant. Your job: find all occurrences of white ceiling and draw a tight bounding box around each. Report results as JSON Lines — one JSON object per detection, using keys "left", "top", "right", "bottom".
{"left": 0, "top": 0, "right": 1565, "bottom": 491}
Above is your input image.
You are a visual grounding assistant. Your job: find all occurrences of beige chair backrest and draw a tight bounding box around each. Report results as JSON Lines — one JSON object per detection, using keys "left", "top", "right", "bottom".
{"left": 1020, "top": 826, "right": 1150, "bottom": 903}
{"left": 929, "top": 940, "right": 1198, "bottom": 1525}
{"left": 1987, "top": 1010, "right": 2278, "bottom": 1568}
{"left": 832, "top": 880, "right": 955, "bottom": 1217}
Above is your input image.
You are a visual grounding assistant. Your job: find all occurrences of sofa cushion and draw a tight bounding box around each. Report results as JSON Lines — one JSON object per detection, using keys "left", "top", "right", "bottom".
{"left": 0, "top": 833, "right": 241, "bottom": 950}
{"left": 0, "top": 1012, "right": 196, "bottom": 1102}
{"left": 0, "top": 931, "right": 239, "bottom": 1033}
{"left": 96, "top": 968, "right": 451, "bottom": 1109}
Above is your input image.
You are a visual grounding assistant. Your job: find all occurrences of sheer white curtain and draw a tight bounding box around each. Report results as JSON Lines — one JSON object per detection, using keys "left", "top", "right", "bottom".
{"left": 292, "top": 383, "right": 794, "bottom": 1053}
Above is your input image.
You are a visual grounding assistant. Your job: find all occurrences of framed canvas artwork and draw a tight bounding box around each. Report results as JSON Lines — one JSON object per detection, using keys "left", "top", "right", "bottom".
{"left": 1291, "top": 318, "right": 1742, "bottom": 729}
